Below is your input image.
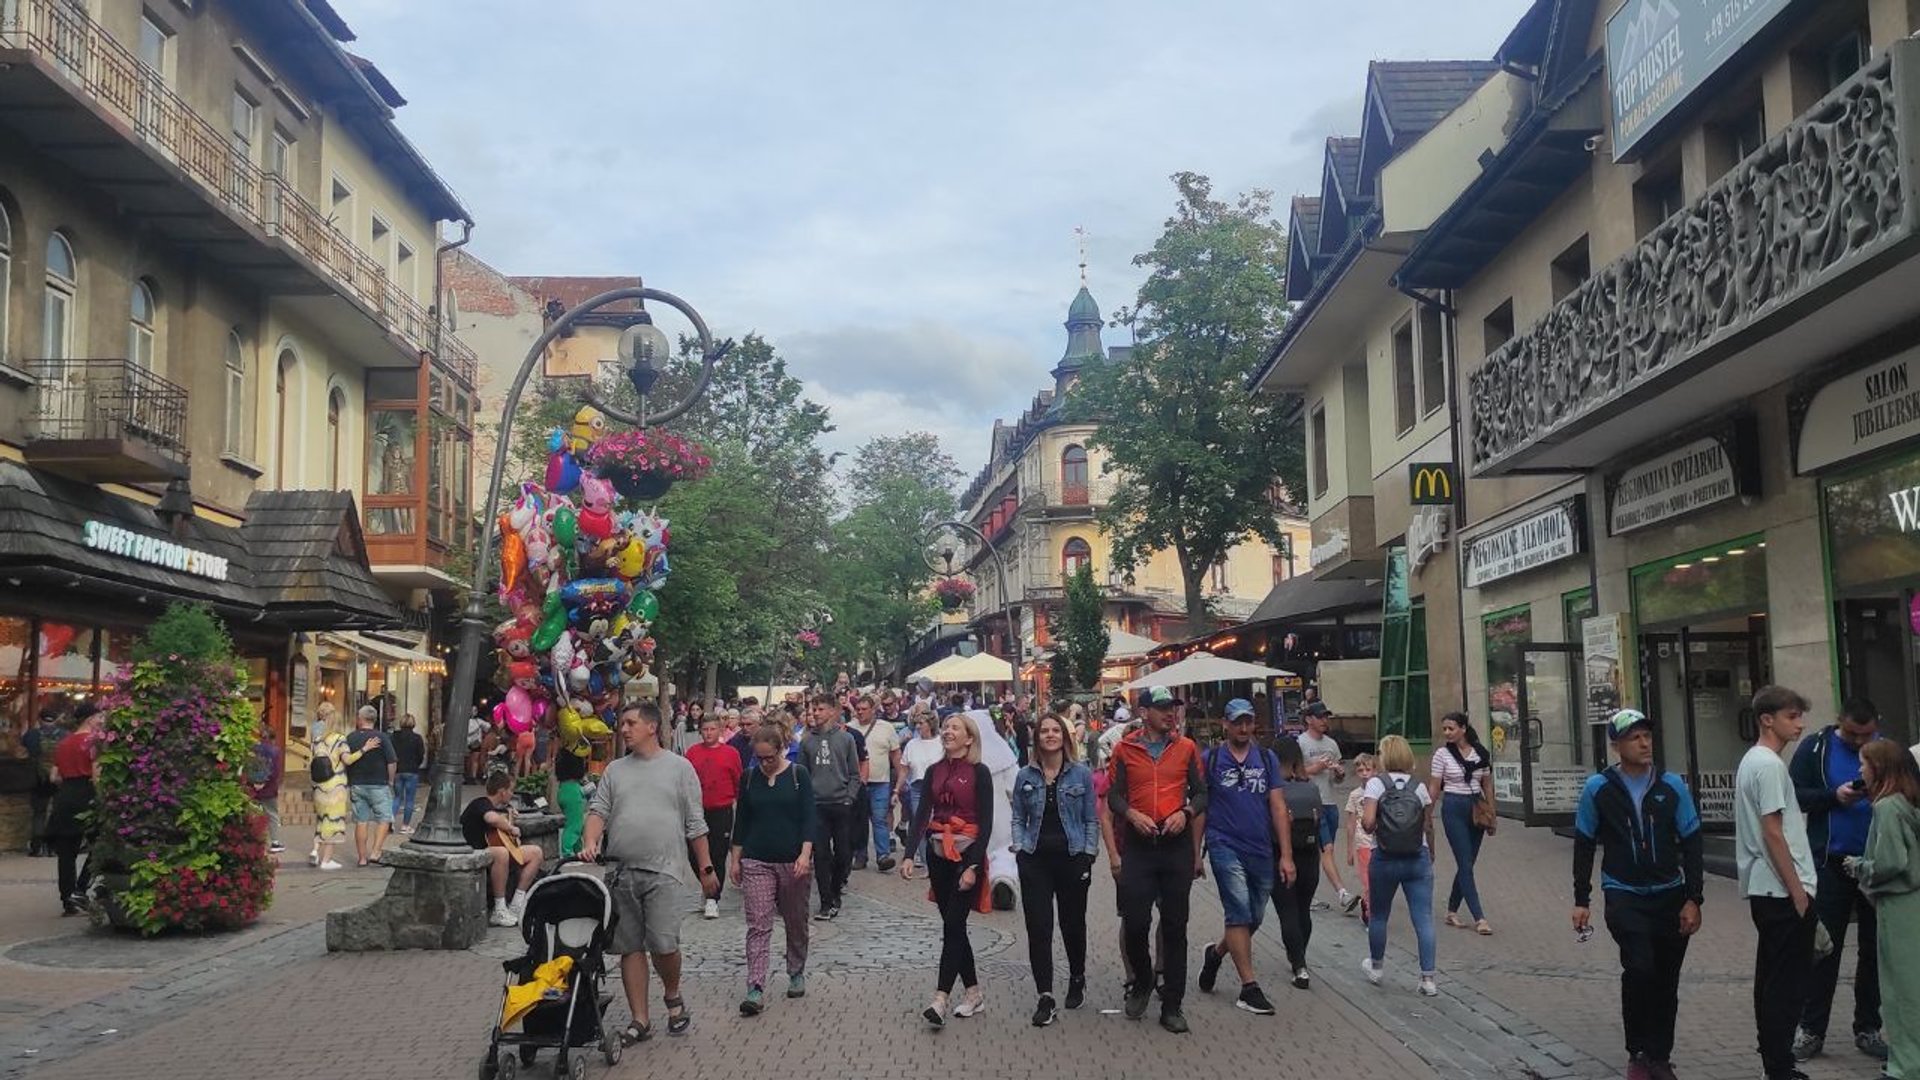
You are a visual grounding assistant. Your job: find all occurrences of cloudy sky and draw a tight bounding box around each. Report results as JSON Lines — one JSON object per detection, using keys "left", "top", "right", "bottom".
{"left": 336, "top": 0, "right": 1533, "bottom": 472}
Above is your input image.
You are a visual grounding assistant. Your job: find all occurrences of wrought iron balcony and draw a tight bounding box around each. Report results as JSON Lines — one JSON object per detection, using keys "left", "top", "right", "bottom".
{"left": 0, "top": 0, "right": 475, "bottom": 383}
{"left": 1022, "top": 475, "right": 1117, "bottom": 512}
{"left": 1466, "top": 43, "right": 1917, "bottom": 474}
{"left": 25, "top": 358, "right": 190, "bottom": 482}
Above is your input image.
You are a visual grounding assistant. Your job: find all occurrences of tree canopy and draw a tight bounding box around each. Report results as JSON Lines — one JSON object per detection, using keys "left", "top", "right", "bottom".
{"left": 1051, "top": 561, "right": 1110, "bottom": 698}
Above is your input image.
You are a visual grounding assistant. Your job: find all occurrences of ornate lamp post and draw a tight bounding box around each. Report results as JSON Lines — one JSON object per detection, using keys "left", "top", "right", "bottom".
{"left": 924, "top": 521, "right": 1030, "bottom": 704}
{"left": 409, "top": 284, "right": 731, "bottom": 849}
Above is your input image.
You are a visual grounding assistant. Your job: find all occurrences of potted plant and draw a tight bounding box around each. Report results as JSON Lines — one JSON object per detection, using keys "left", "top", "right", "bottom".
{"left": 91, "top": 604, "right": 274, "bottom": 935}
{"left": 933, "top": 577, "right": 975, "bottom": 611}
{"left": 586, "top": 428, "right": 712, "bottom": 501}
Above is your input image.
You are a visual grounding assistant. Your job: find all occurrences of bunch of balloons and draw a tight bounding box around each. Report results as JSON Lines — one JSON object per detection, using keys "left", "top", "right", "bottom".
{"left": 491, "top": 405, "right": 676, "bottom": 758}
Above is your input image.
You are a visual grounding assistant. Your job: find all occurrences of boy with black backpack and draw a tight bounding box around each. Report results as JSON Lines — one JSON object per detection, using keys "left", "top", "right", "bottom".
{"left": 1192, "top": 698, "right": 1295, "bottom": 1016}
{"left": 1360, "top": 734, "right": 1438, "bottom": 995}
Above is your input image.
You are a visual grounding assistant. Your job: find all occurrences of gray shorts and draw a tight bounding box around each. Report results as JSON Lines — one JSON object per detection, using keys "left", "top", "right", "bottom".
{"left": 607, "top": 868, "right": 694, "bottom": 956}
{"left": 349, "top": 784, "right": 393, "bottom": 823}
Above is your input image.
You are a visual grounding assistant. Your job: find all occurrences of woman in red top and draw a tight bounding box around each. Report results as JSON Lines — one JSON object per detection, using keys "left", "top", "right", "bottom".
{"left": 686, "top": 716, "right": 745, "bottom": 918}
{"left": 902, "top": 713, "right": 995, "bottom": 1025}
{"left": 46, "top": 702, "right": 102, "bottom": 916}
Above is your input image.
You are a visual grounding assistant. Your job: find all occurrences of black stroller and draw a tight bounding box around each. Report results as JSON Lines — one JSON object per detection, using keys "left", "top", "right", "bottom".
{"left": 481, "top": 862, "right": 620, "bottom": 1080}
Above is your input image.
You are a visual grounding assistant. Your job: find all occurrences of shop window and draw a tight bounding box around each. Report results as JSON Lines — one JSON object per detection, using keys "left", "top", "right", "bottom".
{"left": 1825, "top": 454, "right": 1920, "bottom": 592}
{"left": 1309, "top": 402, "right": 1328, "bottom": 497}
{"left": 1062, "top": 537, "right": 1091, "bottom": 578}
{"left": 366, "top": 407, "right": 418, "bottom": 536}
{"left": 1551, "top": 236, "right": 1591, "bottom": 302}
{"left": 1417, "top": 304, "right": 1446, "bottom": 416}
{"left": 1563, "top": 587, "right": 1597, "bottom": 635}
{"left": 1392, "top": 318, "right": 1416, "bottom": 435}
{"left": 1482, "top": 300, "right": 1514, "bottom": 357}
{"left": 1483, "top": 605, "right": 1533, "bottom": 768}
{"left": 0, "top": 616, "right": 28, "bottom": 750}
{"left": 1631, "top": 542, "right": 1769, "bottom": 628}
{"left": 1377, "top": 548, "right": 1430, "bottom": 744}
{"left": 35, "top": 622, "right": 99, "bottom": 707}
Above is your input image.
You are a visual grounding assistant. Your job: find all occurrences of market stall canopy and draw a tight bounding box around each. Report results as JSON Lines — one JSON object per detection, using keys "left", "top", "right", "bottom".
{"left": 1104, "top": 629, "right": 1161, "bottom": 661}
{"left": 1125, "top": 651, "right": 1293, "bottom": 689}
{"left": 908, "top": 654, "right": 965, "bottom": 682}
{"left": 931, "top": 652, "right": 1017, "bottom": 684}
{"left": 320, "top": 631, "right": 448, "bottom": 676}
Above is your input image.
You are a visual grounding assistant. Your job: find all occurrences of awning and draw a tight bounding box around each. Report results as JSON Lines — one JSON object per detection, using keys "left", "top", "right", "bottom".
{"left": 321, "top": 631, "right": 447, "bottom": 675}
{"left": 929, "top": 652, "right": 1016, "bottom": 684}
{"left": 1103, "top": 629, "right": 1161, "bottom": 662}
{"left": 908, "top": 654, "right": 965, "bottom": 682}
{"left": 242, "top": 490, "right": 402, "bottom": 629}
{"left": 1244, "top": 573, "right": 1381, "bottom": 627}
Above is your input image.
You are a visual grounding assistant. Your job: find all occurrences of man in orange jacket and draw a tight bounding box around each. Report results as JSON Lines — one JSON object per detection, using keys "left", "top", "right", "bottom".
{"left": 1108, "top": 685, "right": 1209, "bottom": 1034}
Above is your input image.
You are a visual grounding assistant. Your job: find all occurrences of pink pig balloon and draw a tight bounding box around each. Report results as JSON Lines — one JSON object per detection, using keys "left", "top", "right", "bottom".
{"left": 504, "top": 686, "right": 535, "bottom": 734}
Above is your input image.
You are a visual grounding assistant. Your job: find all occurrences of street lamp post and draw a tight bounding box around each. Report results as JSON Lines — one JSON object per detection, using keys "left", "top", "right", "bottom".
{"left": 924, "top": 520, "right": 1030, "bottom": 705}
{"left": 409, "top": 284, "right": 731, "bottom": 850}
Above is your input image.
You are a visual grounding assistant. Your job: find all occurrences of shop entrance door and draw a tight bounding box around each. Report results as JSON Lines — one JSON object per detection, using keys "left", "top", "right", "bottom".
{"left": 1639, "top": 624, "right": 1768, "bottom": 830}
{"left": 1514, "top": 642, "right": 1586, "bottom": 826}
{"left": 1837, "top": 596, "right": 1916, "bottom": 746}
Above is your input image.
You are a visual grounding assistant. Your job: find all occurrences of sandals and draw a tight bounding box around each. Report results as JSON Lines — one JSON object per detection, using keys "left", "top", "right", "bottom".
{"left": 1474, "top": 919, "right": 1494, "bottom": 936}
{"left": 1444, "top": 913, "right": 1467, "bottom": 929}
{"left": 664, "top": 995, "right": 692, "bottom": 1036}
{"left": 619, "top": 1020, "right": 652, "bottom": 1046}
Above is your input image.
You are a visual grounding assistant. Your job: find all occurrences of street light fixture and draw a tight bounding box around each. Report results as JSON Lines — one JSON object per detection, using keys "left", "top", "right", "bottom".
{"left": 924, "top": 520, "right": 1030, "bottom": 704}
{"left": 409, "top": 283, "right": 732, "bottom": 851}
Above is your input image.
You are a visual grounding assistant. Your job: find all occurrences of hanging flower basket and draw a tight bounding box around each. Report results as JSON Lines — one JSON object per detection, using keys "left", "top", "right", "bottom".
{"left": 588, "top": 429, "right": 711, "bottom": 503}
{"left": 796, "top": 629, "right": 822, "bottom": 649}
{"left": 934, "top": 578, "right": 975, "bottom": 611}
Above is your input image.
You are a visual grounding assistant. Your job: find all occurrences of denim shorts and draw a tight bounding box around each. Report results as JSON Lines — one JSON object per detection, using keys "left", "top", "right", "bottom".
{"left": 1317, "top": 804, "right": 1341, "bottom": 848}
{"left": 349, "top": 783, "right": 394, "bottom": 823}
{"left": 1209, "top": 844, "right": 1275, "bottom": 929}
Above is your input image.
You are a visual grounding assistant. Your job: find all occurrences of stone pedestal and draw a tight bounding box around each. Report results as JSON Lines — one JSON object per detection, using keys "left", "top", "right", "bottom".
{"left": 325, "top": 846, "right": 492, "bottom": 952}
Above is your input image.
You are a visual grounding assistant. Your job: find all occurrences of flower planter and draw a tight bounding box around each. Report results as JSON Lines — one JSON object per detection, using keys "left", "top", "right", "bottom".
{"left": 607, "top": 470, "right": 674, "bottom": 502}
{"left": 939, "top": 593, "right": 966, "bottom": 612}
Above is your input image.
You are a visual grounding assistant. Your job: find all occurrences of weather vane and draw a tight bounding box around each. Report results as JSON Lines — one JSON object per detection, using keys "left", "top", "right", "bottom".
{"left": 1074, "top": 225, "right": 1088, "bottom": 286}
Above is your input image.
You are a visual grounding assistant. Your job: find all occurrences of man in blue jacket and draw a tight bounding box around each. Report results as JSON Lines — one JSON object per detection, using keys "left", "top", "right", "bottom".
{"left": 1786, "top": 698, "right": 1886, "bottom": 1063}
{"left": 1572, "top": 709, "right": 1704, "bottom": 1080}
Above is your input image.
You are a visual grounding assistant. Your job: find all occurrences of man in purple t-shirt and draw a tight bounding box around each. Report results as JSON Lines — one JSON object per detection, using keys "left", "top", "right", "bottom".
{"left": 1191, "top": 699, "right": 1295, "bottom": 1017}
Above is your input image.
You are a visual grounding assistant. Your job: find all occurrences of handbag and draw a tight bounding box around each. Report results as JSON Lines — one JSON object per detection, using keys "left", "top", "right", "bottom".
{"left": 1471, "top": 795, "right": 1497, "bottom": 831}
{"left": 1448, "top": 743, "right": 1498, "bottom": 831}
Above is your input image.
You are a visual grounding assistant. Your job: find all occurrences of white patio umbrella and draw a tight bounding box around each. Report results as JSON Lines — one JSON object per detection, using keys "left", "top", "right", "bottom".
{"left": 931, "top": 652, "right": 1017, "bottom": 684}
{"left": 1103, "top": 629, "right": 1161, "bottom": 662}
{"left": 1124, "top": 650, "right": 1292, "bottom": 689}
{"left": 908, "top": 654, "right": 965, "bottom": 682}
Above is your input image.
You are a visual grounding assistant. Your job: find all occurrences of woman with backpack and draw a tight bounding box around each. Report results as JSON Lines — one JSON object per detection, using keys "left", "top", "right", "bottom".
{"left": 1361, "top": 734, "right": 1438, "bottom": 996}
{"left": 307, "top": 702, "right": 348, "bottom": 871}
{"left": 1270, "top": 736, "right": 1327, "bottom": 989}
{"left": 1429, "top": 712, "right": 1496, "bottom": 935}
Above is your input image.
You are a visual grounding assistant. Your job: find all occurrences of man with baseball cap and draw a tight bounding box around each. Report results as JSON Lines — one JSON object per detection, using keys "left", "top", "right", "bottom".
{"left": 1109, "top": 685, "right": 1209, "bottom": 1033}
{"left": 1572, "top": 709, "right": 1705, "bottom": 1080}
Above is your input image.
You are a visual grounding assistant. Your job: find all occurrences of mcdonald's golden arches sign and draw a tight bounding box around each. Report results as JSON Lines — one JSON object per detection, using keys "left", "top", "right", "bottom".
{"left": 1409, "top": 462, "right": 1456, "bottom": 505}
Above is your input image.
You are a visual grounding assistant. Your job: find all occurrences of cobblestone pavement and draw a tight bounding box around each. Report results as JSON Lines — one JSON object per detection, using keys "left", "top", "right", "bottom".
{"left": 0, "top": 811, "right": 1889, "bottom": 1080}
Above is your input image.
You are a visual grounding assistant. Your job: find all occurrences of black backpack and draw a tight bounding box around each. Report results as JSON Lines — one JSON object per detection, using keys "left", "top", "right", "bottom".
{"left": 1374, "top": 775, "right": 1426, "bottom": 856}
{"left": 309, "top": 746, "right": 334, "bottom": 784}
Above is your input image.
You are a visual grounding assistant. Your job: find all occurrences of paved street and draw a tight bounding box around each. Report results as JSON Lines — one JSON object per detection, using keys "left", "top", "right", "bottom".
{"left": 0, "top": 809, "right": 1885, "bottom": 1080}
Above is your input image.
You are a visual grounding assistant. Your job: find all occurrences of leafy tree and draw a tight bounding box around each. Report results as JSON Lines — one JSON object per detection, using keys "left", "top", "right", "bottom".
{"left": 1051, "top": 561, "right": 1110, "bottom": 700}
{"left": 1067, "top": 172, "right": 1304, "bottom": 637}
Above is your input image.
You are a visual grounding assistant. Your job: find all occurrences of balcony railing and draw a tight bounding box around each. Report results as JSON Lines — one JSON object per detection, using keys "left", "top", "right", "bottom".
{"left": 1023, "top": 475, "right": 1117, "bottom": 511}
{"left": 0, "top": 0, "right": 474, "bottom": 384}
{"left": 1466, "top": 44, "right": 1915, "bottom": 474}
{"left": 26, "top": 358, "right": 189, "bottom": 481}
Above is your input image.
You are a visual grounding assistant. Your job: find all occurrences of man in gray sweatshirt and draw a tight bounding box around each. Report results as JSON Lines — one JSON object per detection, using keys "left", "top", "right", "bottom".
{"left": 802, "top": 692, "right": 862, "bottom": 918}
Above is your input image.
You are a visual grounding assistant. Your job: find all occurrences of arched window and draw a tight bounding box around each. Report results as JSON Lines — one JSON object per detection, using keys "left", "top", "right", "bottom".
{"left": 128, "top": 279, "right": 157, "bottom": 369}
{"left": 43, "top": 232, "right": 76, "bottom": 360}
{"left": 1061, "top": 444, "right": 1088, "bottom": 504}
{"left": 1062, "top": 537, "right": 1092, "bottom": 578}
{"left": 327, "top": 386, "right": 345, "bottom": 490}
{"left": 222, "top": 330, "right": 249, "bottom": 456}
{"left": 0, "top": 202, "right": 12, "bottom": 364}
{"left": 274, "top": 348, "right": 297, "bottom": 488}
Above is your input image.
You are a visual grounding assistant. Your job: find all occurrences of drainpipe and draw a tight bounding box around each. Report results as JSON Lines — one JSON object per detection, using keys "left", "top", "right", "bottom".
{"left": 431, "top": 218, "right": 475, "bottom": 365}
{"left": 1442, "top": 288, "right": 1471, "bottom": 715}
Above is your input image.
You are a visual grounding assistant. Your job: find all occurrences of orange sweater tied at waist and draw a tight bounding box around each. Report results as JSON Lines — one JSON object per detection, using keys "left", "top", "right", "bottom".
{"left": 926, "top": 816, "right": 979, "bottom": 862}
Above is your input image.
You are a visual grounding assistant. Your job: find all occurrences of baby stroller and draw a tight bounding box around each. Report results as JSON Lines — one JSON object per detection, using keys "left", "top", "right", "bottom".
{"left": 481, "top": 861, "right": 620, "bottom": 1080}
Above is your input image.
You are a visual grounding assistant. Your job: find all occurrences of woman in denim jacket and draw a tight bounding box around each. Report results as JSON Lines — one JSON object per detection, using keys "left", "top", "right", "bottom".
{"left": 1011, "top": 713, "right": 1101, "bottom": 1027}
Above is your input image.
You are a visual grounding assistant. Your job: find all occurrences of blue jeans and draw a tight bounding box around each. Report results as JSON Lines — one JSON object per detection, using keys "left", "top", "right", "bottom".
{"left": 1440, "top": 792, "right": 1486, "bottom": 920}
{"left": 1368, "top": 850, "right": 1436, "bottom": 974}
{"left": 1208, "top": 844, "right": 1275, "bottom": 930}
{"left": 392, "top": 773, "right": 419, "bottom": 825}
{"left": 904, "top": 779, "right": 926, "bottom": 865}
{"left": 863, "top": 781, "right": 893, "bottom": 863}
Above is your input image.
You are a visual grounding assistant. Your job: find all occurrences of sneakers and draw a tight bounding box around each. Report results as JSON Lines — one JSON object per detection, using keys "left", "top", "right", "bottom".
{"left": 1625, "top": 1054, "right": 1654, "bottom": 1080}
{"left": 1031, "top": 993, "right": 1058, "bottom": 1027}
{"left": 1159, "top": 1008, "right": 1190, "bottom": 1034}
{"left": 923, "top": 995, "right": 947, "bottom": 1027}
{"left": 1291, "top": 966, "right": 1310, "bottom": 990}
{"left": 786, "top": 973, "right": 807, "bottom": 999}
{"left": 1791, "top": 1030, "right": 1824, "bottom": 1062}
{"left": 1417, "top": 975, "right": 1439, "bottom": 997}
{"left": 1124, "top": 984, "right": 1152, "bottom": 1020}
{"left": 703, "top": 898, "right": 720, "bottom": 920}
{"left": 1338, "top": 887, "right": 1358, "bottom": 912}
{"left": 1360, "top": 957, "right": 1383, "bottom": 986}
{"left": 1235, "top": 983, "right": 1275, "bottom": 1015}
{"left": 1311, "top": 898, "right": 1333, "bottom": 911}
{"left": 1856, "top": 1031, "right": 1890, "bottom": 1061}
{"left": 876, "top": 856, "right": 896, "bottom": 872}
{"left": 489, "top": 906, "right": 519, "bottom": 927}
{"left": 1063, "top": 977, "right": 1085, "bottom": 1011}
{"left": 319, "top": 859, "right": 344, "bottom": 871}
{"left": 992, "top": 881, "right": 1016, "bottom": 910}
{"left": 739, "top": 987, "right": 764, "bottom": 1016}
{"left": 952, "top": 986, "right": 985, "bottom": 1018}
{"left": 814, "top": 903, "right": 840, "bottom": 921}
{"left": 268, "top": 842, "right": 286, "bottom": 854}
{"left": 1197, "top": 943, "right": 1224, "bottom": 993}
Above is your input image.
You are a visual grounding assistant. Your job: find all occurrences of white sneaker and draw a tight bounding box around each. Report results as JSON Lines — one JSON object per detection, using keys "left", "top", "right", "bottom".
{"left": 952, "top": 987, "right": 986, "bottom": 1018}
{"left": 703, "top": 898, "right": 720, "bottom": 920}
{"left": 1337, "top": 887, "right": 1354, "bottom": 909}
{"left": 307, "top": 850, "right": 320, "bottom": 867}
{"left": 319, "top": 859, "right": 344, "bottom": 871}
{"left": 1418, "top": 976, "right": 1439, "bottom": 997}
{"left": 490, "top": 906, "right": 519, "bottom": 927}
{"left": 1361, "top": 958, "right": 1383, "bottom": 986}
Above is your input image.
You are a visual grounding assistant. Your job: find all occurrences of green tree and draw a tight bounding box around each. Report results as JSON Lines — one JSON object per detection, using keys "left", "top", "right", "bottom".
{"left": 1051, "top": 561, "right": 1110, "bottom": 700}
{"left": 1067, "top": 172, "right": 1304, "bottom": 637}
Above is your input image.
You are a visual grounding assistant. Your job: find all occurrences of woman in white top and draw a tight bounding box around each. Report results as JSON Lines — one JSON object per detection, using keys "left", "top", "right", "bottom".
{"left": 1429, "top": 712, "right": 1496, "bottom": 934}
{"left": 1360, "top": 734, "right": 1438, "bottom": 995}
{"left": 898, "top": 708, "right": 945, "bottom": 877}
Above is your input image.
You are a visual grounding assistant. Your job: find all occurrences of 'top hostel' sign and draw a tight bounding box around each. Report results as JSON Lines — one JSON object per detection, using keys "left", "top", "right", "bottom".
{"left": 1607, "top": 0, "right": 1796, "bottom": 160}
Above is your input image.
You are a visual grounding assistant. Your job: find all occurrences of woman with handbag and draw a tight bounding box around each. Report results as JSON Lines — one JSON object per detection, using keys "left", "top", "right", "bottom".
{"left": 1429, "top": 712, "right": 1496, "bottom": 935}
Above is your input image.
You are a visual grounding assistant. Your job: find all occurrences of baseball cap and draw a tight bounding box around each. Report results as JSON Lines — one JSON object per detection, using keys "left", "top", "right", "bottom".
{"left": 1225, "top": 698, "right": 1256, "bottom": 721}
{"left": 1606, "top": 708, "right": 1653, "bottom": 740}
{"left": 1301, "top": 701, "right": 1331, "bottom": 718}
{"left": 1140, "top": 685, "right": 1182, "bottom": 708}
